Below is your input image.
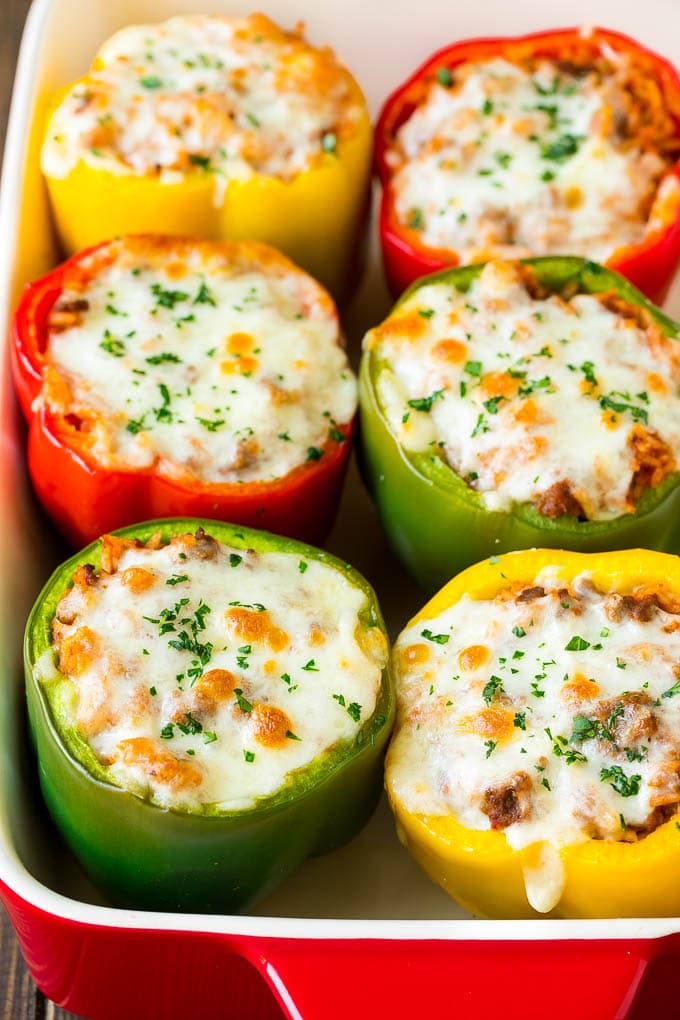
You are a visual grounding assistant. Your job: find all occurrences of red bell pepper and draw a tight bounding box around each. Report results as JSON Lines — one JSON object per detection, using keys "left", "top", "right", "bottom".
{"left": 375, "top": 27, "right": 680, "bottom": 302}
{"left": 12, "top": 242, "right": 355, "bottom": 548}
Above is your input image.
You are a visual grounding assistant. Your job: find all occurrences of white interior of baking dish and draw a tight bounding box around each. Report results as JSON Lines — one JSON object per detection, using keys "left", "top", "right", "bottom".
{"left": 1, "top": 0, "right": 680, "bottom": 939}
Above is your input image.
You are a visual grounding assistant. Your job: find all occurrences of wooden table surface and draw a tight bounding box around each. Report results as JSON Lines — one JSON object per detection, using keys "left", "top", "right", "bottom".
{"left": 0, "top": 0, "right": 81, "bottom": 1016}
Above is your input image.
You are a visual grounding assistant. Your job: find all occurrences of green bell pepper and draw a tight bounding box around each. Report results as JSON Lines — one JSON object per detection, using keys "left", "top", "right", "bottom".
{"left": 359, "top": 257, "right": 680, "bottom": 593}
{"left": 25, "top": 517, "right": 394, "bottom": 913}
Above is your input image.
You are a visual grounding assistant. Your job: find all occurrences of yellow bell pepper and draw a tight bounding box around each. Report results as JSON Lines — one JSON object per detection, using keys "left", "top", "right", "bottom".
{"left": 387, "top": 547, "right": 680, "bottom": 919}
{"left": 41, "top": 30, "right": 372, "bottom": 301}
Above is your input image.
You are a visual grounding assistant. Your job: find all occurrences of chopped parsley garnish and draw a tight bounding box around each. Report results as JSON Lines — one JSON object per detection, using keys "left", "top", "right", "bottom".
{"left": 176, "top": 712, "right": 202, "bottom": 736}
{"left": 306, "top": 447, "right": 324, "bottom": 462}
{"left": 484, "top": 739, "right": 497, "bottom": 758}
{"left": 100, "top": 332, "right": 126, "bottom": 357}
{"left": 421, "top": 629, "right": 449, "bottom": 644}
{"left": 512, "top": 626, "right": 526, "bottom": 638}
{"left": 565, "top": 635, "right": 590, "bottom": 651}
{"left": 234, "top": 688, "right": 253, "bottom": 713}
{"left": 302, "top": 660, "right": 319, "bottom": 672}
{"left": 482, "top": 98, "right": 494, "bottom": 115}
{"left": 298, "top": 560, "right": 308, "bottom": 574}
{"left": 151, "top": 283, "right": 189, "bottom": 309}
{"left": 540, "top": 133, "right": 582, "bottom": 162}
{"left": 482, "top": 675, "right": 504, "bottom": 704}
{"left": 196, "top": 417, "right": 225, "bottom": 432}
{"left": 145, "top": 352, "right": 181, "bottom": 365}
{"left": 160, "top": 723, "right": 174, "bottom": 739}
{"left": 471, "top": 413, "right": 490, "bottom": 437}
{"left": 600, "top": 765, "right": 641, "bottom": 798}
{"left": 140, "top": 76, "right": 163, "bottom": 89}
{"left": 418, "top": 308, "right": 435, "bottom": 319}
{"left": 153, "top": 383, "right": 173, "bottom": 423}
{"left": 188, "top": 154, "right": 211, "bottom": 169}
{"left": 407, "top": 207, "right": 423, "bottom": 230}
{"left": 193, "top": 282, "right": 216, "bottom": 306}
{"left": 464, "top": 360, "right": 482, "bottom": 377}
{"left": 408, "top": 389, "right": 444, "bottom": 413}
{"left": 243, "top": 749, "right": 255, "bottom": 763}
{"left": 229, "top": 553, "right": 242, "bottom": 568}
{"left": 437, "top": 67, "right": 453, "bottom": 87}
{"left": 549, "top": 732, "right": 587, "bottom": 765}
{"left": 598, "top": 393, "right": 649, "bottom": 424}
{"left": 513, "top": 711, "right": 526, "bottom": 730}
{"left": 328, "top": 427, "right": 345, "bottom": 443}
{"left": 166, "top": 574, "right": 189, "bottom": 586}
{"left": 662, "top": 680, "right": 680, "bottom": 699}
{"left": 483, "top": 395, "right": 505, "bottom": 415}
{"left": 286, "top": 730, "right": 302, "bottom": 741}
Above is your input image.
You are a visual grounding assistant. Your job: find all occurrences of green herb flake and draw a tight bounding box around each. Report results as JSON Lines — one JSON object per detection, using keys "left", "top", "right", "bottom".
{"left": 482, "top": 675, "right": 504, "bottom": 704}
{"left": 600, "top": 765, "right": 641, "bottom": 798}
{"left": 302, "top": 660, "right": 320, "bottom": 672}
{"left": 243, "top": 749, "right": 255, "bottom": 763}
{"left": 408, "top": 388, "right": 444, "bottom": 413}
{"left": 565, "top": 635, "right": 590, "bottom": 651}
{"left": 322, "top": 132, "right": 337, "bottom": 154}
{"left": 421, "top": 629, "right": 449, "bottom": 645}
{"left": 234, "top": 688, "right": 253, "bottom": 713}
{"left": 166, "top": 574, "right": 189, "bottom": 586}
{"left": 193, "top": 282, "right": 216, "bottom": 306}
{"left": 100, "top": 332, "right": 126, "bottom": 357}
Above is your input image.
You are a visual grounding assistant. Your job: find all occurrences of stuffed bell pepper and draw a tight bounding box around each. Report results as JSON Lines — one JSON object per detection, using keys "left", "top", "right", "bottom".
{"left": 387, "top": 547, "right": 680, "bottom": 919}
{"left": 24, "top": 518, "right": 393, "bottom": 912}
{"left": 40, "top": 13, "right": 372, "bottom": 300}
{"left": 375, "top": 26, "right": 680, "bottom": 301}
{"left": 13, "top": 235, "right": 357, "bottom": 547}
{"left": 359, "top": 257, "right": 680, "bottom": 592}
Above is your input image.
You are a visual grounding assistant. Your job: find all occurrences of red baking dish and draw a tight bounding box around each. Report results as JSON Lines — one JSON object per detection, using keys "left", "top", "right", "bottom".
{"left": 3, "top": 1, "right": 680, "bottom": 1017}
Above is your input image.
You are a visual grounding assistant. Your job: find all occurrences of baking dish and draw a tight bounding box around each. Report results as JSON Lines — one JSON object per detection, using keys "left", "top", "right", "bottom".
{"left": 2, "top": 1, "right": 680, "bottom": 1017}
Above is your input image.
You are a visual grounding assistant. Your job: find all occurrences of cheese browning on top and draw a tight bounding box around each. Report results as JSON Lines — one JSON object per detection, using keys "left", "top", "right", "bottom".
{"left": 41, "top": 14, "right": 365, "bottom": 183}
{"left": 389, "top": 572, "right": 680, "bottom": 912}
{"left": 40, "top": 237, "right": 356, "bottom": 484}
{"left": 46, "top": 529, "right": 387, "bottom": 811}
{"left": 386, "top": 46, "right": 680, "bottom": 262}
{"left": 366, "top": 259, "right": 679, "bottom": 520}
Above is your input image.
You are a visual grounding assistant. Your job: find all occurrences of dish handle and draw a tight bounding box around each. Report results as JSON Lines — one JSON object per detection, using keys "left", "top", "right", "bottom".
{"left": 245, "top": 936, "right": 657, "bottom": 1020}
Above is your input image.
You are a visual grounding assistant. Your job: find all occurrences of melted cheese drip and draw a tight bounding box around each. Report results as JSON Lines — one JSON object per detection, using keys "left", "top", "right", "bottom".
{"left": 389, "top": 572, "right": 680, "bottom": 912}
{"left": 366, "top": 259, "right": 679, "bottom": 519}
{"left": 45, "top": 534, "right": 386, "bottom": 811}
{"left": 41, "top": 14, "right": 363, "bottom": 184}
{"left": 42, "top": 239, "right": 356, "bottom": 483}
{"left": 389, "top": 56, "right": 669, "bottom": 261}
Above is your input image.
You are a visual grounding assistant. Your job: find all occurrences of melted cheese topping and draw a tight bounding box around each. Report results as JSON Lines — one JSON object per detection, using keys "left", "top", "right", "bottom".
{"left": 365, "top": 259, "right": 679, "bottom": 519}
{"left": 389, "top": 572, "right": 680, "bottom": 913}
{"left": 41, "top": 237, "right": 356, "bottom": 483}
{"left": 45, "top": 530, "right": 387, "bottom": 811}
{"left": 41, "top": 13, "right": 365, "bottom": 184}
{"left": 387, "top": 52, "right": 678, "bottom": 262}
